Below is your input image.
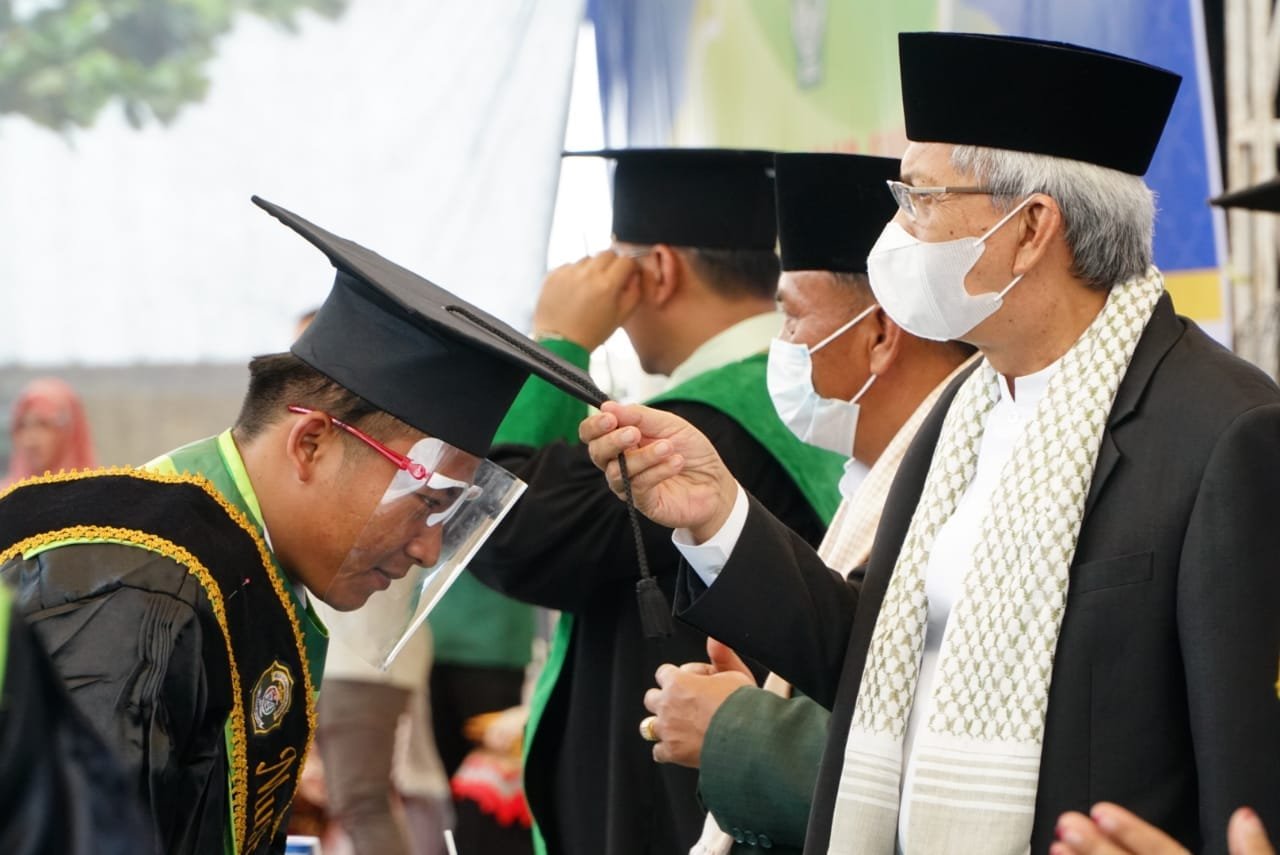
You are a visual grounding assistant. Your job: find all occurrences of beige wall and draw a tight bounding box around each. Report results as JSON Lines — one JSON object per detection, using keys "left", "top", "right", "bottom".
{"left": 1, "top": 364, "right": 249, "bottom": 470}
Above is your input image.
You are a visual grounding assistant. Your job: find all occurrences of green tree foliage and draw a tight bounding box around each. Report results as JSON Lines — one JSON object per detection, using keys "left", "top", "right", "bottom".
{"left": 0, "top": 0, "right": 348, "bottom": 131}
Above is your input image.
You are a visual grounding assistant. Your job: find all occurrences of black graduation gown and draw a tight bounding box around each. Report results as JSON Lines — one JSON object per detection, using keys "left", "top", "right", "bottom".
{"left": 471, "top": 401, "right": 827, "bottom": 855}
{"left": 0, "top": 594, "right": 153, "bottom": 855}
{"left": 674, "top": 296, "right": 1280, "bottom": 854}
{"left": 3, "top": 542, "right": 239, "bottom": 854}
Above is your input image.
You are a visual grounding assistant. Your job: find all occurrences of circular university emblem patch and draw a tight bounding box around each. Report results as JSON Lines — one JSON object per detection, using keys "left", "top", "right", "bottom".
{"left": 252, "top": 660, "right": 295, "bottom": 735}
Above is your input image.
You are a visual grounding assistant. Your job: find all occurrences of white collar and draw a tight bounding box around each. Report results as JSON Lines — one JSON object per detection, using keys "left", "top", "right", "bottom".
{"left": 996, "top": 357, "right": 1061, "bottom": 417}
{"left": 663, "top": 312, "right": 783, "bottom": 390}
{"left": 837, "top": 457, "right": 871, "bottom": 500}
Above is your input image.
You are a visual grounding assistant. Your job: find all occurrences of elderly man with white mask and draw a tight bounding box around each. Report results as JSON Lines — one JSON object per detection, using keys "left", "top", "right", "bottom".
{"left": 579, "top": 32, "right": 1280, "bottom": 855}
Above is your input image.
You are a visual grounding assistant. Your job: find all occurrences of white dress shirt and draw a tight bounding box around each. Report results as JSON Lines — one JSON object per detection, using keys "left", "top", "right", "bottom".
{"left": 896, "top": 360, "right": 1057, "bottom": 844}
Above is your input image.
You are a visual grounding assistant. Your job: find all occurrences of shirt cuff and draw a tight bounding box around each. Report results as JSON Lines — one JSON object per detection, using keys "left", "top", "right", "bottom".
{"left": 671, "top": 483, "right": 749, "bottom": 587}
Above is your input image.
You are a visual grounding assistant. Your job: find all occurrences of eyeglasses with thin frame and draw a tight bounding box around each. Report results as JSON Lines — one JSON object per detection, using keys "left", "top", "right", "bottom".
{"left": 286, "top": 405, "right": 428, "bottom": 480}
{"left": 885, "top": 179, "right": 995, "bottom": 219}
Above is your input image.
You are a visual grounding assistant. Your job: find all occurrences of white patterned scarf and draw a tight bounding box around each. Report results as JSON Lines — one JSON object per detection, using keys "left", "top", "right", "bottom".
{"left": 827, "top": 268, "right": 1165, "bottom": 855}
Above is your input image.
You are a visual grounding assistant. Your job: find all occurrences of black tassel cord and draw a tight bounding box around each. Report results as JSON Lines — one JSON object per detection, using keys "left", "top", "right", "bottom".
{"left": 617, "top": 452, "right": 673, "bottom": 639}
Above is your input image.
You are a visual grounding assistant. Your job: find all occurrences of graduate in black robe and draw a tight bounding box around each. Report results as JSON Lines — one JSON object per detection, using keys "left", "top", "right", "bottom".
{"left": 0, "top": 198, "right": 608, "bottom": 855}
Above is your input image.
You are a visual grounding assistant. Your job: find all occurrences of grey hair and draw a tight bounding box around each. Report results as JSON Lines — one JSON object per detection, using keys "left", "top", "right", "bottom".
{"left": 949, "top": 145, "right": 1155, "bottom": 289}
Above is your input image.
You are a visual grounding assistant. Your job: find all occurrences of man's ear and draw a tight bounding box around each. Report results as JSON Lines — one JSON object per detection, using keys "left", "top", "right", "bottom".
{"left": 1012, "top": 193, "right": 1062, "bottom": 276}
{"left": 284, "top": 411, "right": 334, "bottom": 482}
{"left": 866, "top": 308, "right": 904, "bottom": 376}
{"left": 648, "top": 243, "right": 681, "bottom": 308}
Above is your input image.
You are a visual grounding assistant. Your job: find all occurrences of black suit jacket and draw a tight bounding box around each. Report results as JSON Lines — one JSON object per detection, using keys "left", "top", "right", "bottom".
{"left": 676, "top": 296, "right": 1280, "bottom": 854}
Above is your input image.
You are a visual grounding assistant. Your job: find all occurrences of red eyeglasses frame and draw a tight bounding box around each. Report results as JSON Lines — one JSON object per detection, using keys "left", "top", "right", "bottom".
{"left": 287, "top": 405, "right": 428, "bottom": 480}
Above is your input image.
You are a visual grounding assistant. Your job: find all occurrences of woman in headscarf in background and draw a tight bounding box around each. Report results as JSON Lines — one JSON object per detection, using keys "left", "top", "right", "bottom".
{"left": 4, "top": 378, "right": 96, "bottom": 488}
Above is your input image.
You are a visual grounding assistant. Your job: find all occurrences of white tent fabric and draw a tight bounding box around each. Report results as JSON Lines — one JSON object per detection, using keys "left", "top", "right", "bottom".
{"left": 0, "top": 0, "right": 584, "bottom": 364}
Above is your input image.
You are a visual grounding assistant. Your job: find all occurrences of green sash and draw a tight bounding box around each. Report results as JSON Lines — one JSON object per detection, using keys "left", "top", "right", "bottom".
{"left": 0, "top": 584, "right": 10, "bottom": 697}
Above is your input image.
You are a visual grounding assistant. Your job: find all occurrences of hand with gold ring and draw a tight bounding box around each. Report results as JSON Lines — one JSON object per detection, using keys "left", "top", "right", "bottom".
{"left": 638, "top": 715, "right": 659, "bottom": 743}
{"left": 641, "top": 647, "right": 754, "bottom": 768}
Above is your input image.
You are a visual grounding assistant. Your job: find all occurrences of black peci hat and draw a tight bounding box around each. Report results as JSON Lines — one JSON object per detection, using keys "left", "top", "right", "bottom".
{"left": 1210, "top": 177, "right": 1280, "bottom": 212}
{"left": 898, "top": 32, "right": 1181, "bottom": 176}
{"left": 774, "top": 153, "right": 901, "bottom": 274}
{"left": 253, "top": 196, "right": 606, "bottom": 457}
{"left": 564, "top": 148, "right": 777, "bottom": 251}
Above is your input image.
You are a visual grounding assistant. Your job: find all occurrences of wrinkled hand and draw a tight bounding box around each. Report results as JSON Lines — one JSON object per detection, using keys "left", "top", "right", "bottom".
{"left": 580, "top": 401, "right": 740, "bottom": 542}
{"left": 1052, "top": 804, "right": 1274, "bottom": 855}
{"left": 532, "top": 251, "right": 641, "bottom": 351}
{"left": 641, "top": 638, "right": 756, "bottom": 768}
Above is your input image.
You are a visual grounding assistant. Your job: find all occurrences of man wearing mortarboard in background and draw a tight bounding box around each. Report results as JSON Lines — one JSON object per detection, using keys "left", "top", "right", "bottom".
{"left": 633, "top": 152, "right": 977, "bottom": 855}
{"left": 0, "top": 197, "right": 607, "bottom": 855}
{"left": 580, "top": 32, "right": 1280, "bottom": 854}
{"left": 464, "top": 148, "right": 847, "bottom": 854}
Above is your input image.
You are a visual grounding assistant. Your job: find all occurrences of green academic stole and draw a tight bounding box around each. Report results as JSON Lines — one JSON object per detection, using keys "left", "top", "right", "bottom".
{"left": 0, "top": 468, "right": 316, "bottom": 854}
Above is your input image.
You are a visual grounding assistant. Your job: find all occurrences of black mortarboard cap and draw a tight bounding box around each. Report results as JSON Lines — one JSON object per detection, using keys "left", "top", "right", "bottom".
{"left": 899, "top": 32, "right": 1181, "bottom": 176}
{"left": 564, "top": 148, "right": 777, "bottom": 250}
{"left": 774, "top": 153, "right": 901, "bottom": 274}
{"left": 253, "top": 196, "right": 607, "bottom": 457}
{"left": 1210, "top": 177, "right": 1280, "bottom": 212}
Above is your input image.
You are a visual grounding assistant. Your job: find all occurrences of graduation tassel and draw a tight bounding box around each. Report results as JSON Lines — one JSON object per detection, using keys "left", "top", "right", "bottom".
{"left": 617, "top": 451, "right": 674, "bottom": 640}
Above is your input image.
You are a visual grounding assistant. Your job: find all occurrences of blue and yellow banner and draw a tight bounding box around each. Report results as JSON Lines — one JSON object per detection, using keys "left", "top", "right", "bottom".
{"left": 588, "top": 0, "right": 1227, "bottom": 340}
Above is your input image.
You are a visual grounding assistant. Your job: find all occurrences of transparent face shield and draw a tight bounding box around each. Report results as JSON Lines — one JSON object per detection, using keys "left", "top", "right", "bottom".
{"left": 317, "top": 432, "right": 526, "bottom": 669}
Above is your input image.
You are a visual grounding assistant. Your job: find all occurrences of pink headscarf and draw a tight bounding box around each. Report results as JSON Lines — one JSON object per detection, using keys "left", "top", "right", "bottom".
{"left": 5, "top": 378, "right": 97, "bottom": 487}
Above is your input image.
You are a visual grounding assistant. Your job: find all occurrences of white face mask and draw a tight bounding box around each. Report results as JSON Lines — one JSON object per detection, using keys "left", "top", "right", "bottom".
{"left": 767, "top": 303, "right": 878, "bottom": 456}
{"left": 865, "top": 195, "right": 1034, "bottom": 341}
